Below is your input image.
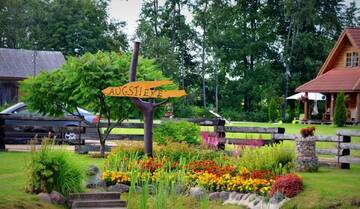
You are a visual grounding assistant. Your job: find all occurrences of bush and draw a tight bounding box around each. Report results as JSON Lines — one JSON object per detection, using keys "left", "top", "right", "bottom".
{"left": 334, "top": 92, "right": 347, "bottom": 127}
{"left": 269, "top": 174, "right": 303, "bottom": 198}
{"left": 105, "top": 141, "right": 144, "bottom": 171}
{"left": 268, "top": 98, "right": 279, "bottom": 122}
{"left": 220, "top": 109, "right": 268, "bottom": 122}
{"left": 155, "top": 142, "right": 199, "bottom": 162}
{"left": 173, "top": 102, "right": 212, "bottom": 118}
{"left": 237, "top": 143, "right": 294, "bottom": 174}
{"left": 154, "top": 121, "right": 201, "bottom": 145}
{"left": 27, "top": 140, "right": 85, "bottom": 195}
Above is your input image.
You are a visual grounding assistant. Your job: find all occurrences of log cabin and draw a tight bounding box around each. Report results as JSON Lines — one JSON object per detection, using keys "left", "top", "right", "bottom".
{"left": 296, "top": 28, "right": 360, "bottom": 123}
{"left": 0, "top": 48, "right": 65, "bottom": 106}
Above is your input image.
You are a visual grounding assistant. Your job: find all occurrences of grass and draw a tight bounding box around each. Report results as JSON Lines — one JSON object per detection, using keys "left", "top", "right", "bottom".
{"left": 1, "top": 151, "right": 359, "bottom": 209}
{"left": 111, "top": 121, "right": 360, "bottom": 156}
{"left": 122, "top": 193, "right": 244, "bottom": 209}
{"left": 0, "top": 151, "right": 103, "bottom": 209}
{"left": 1, "top": 122, "right": 359, "bottom": 209}
{"left": 283, "top": 165, "right": 360, "bottom": 209}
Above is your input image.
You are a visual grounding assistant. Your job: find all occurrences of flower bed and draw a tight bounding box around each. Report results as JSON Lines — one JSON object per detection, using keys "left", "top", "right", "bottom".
{"left": 101, "top": 141, "right": 301, "bottom": 201}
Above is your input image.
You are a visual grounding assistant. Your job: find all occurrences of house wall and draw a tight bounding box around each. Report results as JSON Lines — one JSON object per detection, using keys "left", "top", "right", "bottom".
{"left": 333, "top": 38, "right": 358, "bottom": 69}
{"left": 0, "top": 80, "right": 19, "bottom": 106}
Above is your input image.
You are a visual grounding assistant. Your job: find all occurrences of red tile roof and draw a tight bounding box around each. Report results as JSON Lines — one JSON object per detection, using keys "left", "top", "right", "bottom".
{"left": 346, "top": 28, "right": 360, "bottom": 49}
{"left": 296, "top": 68, "right": 360, "bottom": 93}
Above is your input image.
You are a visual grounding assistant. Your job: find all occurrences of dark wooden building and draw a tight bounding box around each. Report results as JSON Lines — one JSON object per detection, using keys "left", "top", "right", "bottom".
{"left": 0, "top": 48, "right": 65, "bottom": 105}
{"left": 296, "top": 28, "right": 360, "bottom": 123}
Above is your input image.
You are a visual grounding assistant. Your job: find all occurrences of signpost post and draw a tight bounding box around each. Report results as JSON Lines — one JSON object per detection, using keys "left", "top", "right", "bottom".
{"left": 102, "top": 42, "right": 186, "bottom": 156}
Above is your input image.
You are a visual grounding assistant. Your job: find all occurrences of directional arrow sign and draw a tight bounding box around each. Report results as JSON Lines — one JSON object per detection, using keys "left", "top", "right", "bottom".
{"left": 102, "top": 80, "right": 186, "bottom": 99}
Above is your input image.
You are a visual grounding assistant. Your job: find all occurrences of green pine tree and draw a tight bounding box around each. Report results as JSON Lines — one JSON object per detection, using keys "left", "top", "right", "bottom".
{"left": 334, "top": 92, "right": 347, "bottom": 127}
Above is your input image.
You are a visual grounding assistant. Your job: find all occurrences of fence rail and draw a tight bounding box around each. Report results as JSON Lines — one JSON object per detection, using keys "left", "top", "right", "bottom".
{"left": 0, "top": 114, "right": 85, "bottom": 147}
{"left": 273, "top": 130, "right": 360, "bottom": 169}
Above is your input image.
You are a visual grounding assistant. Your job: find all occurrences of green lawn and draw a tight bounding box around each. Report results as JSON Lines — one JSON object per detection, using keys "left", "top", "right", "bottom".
{"left": 1, "top": 122, "right": 360, "bottom": 209}
{"left": 0, "top": 151, "right": 103, "bottom": 209}
{"left": 1, "top": 151, "right": 360, "bottom": 209}
{"left": 112, "top": 121, "right": 360, "bottom": 156}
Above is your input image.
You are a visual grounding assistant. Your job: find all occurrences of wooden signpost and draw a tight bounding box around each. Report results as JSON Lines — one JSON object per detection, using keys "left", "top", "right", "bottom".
{"left": 102, "top": 80, "right": 186, "bottom": 99}
{"left": 102, "top": 42, "right": 186, "bottom": 156}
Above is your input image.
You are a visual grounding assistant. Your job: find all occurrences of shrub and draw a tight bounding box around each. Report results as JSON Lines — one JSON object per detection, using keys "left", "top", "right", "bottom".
{"left": 268, "top": 98, "right": 279, "bottom": 122}
{"left": 237, "top": 143, "right": 294, "bottom": 174}
{"left": 269, "top": 174, "right": 303, "bottom": 198}
{"left": 27, "top": 140, "right": 85, "bottom": 195}
{"left": 155, "top": 142, "right": 200, "bottom": 162}
{"left": 154, "top": 121, "right": 201, "bottom": 145}
{"left": 104, "top": 141, "right": 144, "bottom": 171}
{"left": 334, "top": 92, "right": 347, "bottom": 127}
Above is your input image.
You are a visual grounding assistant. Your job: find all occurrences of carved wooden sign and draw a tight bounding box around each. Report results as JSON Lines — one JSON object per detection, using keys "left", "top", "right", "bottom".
{"left": 102, "top": 80, "right": 186, "bottom": 99}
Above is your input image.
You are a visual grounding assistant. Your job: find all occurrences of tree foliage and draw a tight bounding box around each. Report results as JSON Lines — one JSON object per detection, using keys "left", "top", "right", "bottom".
{"left": 334, "top": 92, "right": 347, "bottom": 127}
{"left": 21, "top": 52, "right": 167, "bottom": 154}
{"left": 0, "top": 0, "right": 128, "bottom": 55}
{"left": 136, "top": 0, "right": 359, "bottom": 121}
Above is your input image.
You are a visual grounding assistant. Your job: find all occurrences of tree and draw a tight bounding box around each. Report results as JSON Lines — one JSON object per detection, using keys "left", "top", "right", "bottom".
{"left": 0, "top": 0, "right": 128, "bottom": 55}
{"left": 21, "top": 51, "right": 167, "bottom": 155}
{"left": 268, "top": 98, "right": 279, "bottom": 122}
{"left": 334, "top": 92, "right": 347, "bottom": 127}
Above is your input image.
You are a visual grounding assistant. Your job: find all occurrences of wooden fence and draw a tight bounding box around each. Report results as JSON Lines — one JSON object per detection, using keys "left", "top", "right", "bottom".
{"left": 0, "top": 114, "right": 84, "bottom": 149}
{"left": 79, "top": 118, "right": 284, "bottom": 153}
{"left": 273, "top": 130, "right": 360, "bottom": 169}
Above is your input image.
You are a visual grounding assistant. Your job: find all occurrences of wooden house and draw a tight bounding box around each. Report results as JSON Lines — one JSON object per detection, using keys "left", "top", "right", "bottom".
{"left": 0, "top": 48, "right": 65, "bottom": 106}
{"left": 296, "top": 28, "right": 360, "bottom": 123}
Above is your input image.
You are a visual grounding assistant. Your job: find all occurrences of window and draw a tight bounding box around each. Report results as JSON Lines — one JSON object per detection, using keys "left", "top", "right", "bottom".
{"left": 346, "top": 52, "right": 359, "bottom": 67}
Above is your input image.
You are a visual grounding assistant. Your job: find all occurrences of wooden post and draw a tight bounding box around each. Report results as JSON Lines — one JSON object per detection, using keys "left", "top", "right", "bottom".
{"left": 356, "top": 93, "right": 360, "bottom": 124}
{"left": 0, "top": 115, "right": 5, "bottom": 151}
{"left": 129, "top": 42, "right": 168, "bottom": 157}
{"left": 330, "top": 93, "right": 335, "bottom": 121}
{"left": 304, "top": 92, "right": 309, "bottom": 121}
{"left": 338, "top": 134, "right": 351, "bottom": 169}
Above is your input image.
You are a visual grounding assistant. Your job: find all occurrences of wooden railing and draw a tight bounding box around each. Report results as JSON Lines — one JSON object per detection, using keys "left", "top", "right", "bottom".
{"left": 79, "top": 118, "right": 284, "bottom": 153}
{"left": 0, "top": 114, "right": 84, "bottom": 149}
{"left": 84, "top": 119, "right": 284, "bottom": 143}
{"left": 273, "top": 130, "right": 360, "bottom": 169}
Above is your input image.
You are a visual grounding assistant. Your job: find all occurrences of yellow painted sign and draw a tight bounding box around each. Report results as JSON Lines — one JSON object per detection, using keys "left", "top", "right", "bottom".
{"left": 102, "top": 80, "right": 186, "bottom": 99}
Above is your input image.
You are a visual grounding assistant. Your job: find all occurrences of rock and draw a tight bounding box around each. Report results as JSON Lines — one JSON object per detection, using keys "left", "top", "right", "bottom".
{"left": 219, "top": 191, "right": 230, "bottom": 201}
{"left": 135, "top": 186, "right": 142, "bottom": 193}
{"left": 49, "top": 190, "right": 66, "bottom": 205}
{"left": 209, "top": 192, "right": 220, "bottom": 201}
{"left": 108, "top": 183, "right": 130, "bottom": 193}
{"left": 87, "top": 165, "right": 100, "bottom": 176}
{"left": 37, "top": 192, "right": 51, "bottom": 204}
{"left": 148, "top": 184, "right": 154, "bottom": 194}
{"left": 86, "top": 165, "right": 103, "bottom": 188}
{"left": 270, "top": 191, "right": 285, "bottom": 204}
{"left": 229, "top": 192, "right": 238, "bottom": 199}
{"left": 86, "top": 175, "right": 103, "bottom": 189}
{"left": 175, "top": 184, "right": 185, "bottom": 195}
{"left": 189, "top": 187, "right": 205, "bottom": 199}
{"left": 235, "top": 193, "right": 243, "bottom": 201}
{"left": 253, "top": 198, "right": 261, "bottom": 206}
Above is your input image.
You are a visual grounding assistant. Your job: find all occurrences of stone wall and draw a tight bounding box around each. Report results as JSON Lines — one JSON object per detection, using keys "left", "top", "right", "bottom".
{"left": 295, "top": 136, "right": 318, "bottom": 172}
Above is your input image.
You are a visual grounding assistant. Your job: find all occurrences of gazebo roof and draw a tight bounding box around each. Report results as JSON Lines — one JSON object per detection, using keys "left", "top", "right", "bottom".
{"left": 296, "top": 68, "right": 360, "bottom": 93}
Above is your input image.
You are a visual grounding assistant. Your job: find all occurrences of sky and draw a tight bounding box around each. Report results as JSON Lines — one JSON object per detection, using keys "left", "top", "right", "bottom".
{"left": 108, "top": 0, "right": 143, "bottom": 38}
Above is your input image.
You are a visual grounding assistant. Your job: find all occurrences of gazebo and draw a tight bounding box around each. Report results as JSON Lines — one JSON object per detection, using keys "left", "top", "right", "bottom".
{"left": 296, "top": 28, "right": 360, "bottom": 123}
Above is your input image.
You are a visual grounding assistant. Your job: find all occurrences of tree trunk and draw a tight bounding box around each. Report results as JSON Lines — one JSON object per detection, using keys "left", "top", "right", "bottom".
{"left": 100, "top": 138, "right": 106, "bottom": 156}
{"left": 215, "top": 59, "right": 219, "bottom": 112}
